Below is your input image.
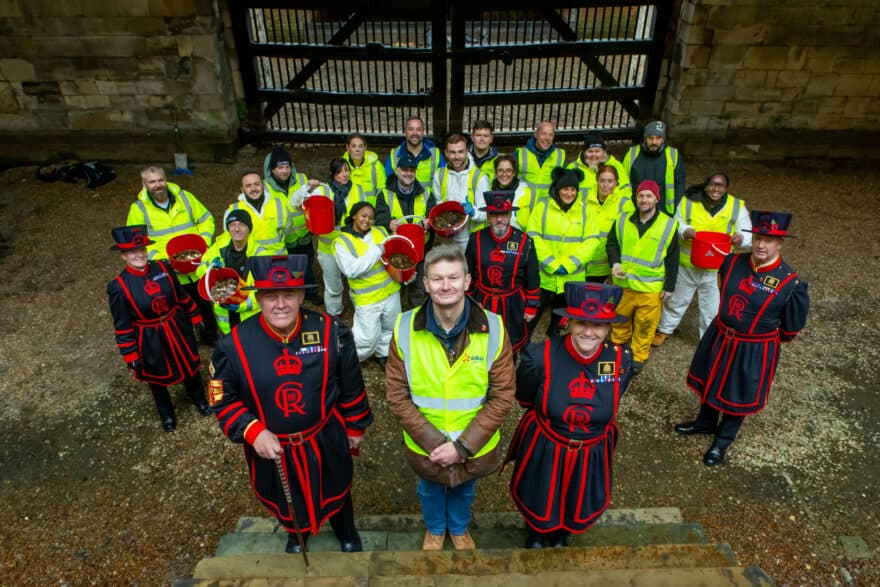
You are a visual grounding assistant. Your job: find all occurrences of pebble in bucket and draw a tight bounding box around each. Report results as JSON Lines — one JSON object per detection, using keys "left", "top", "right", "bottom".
{"left": 427, "top": 201, "right": 469, "bottom": 237}
{"left": 395, "top": 216, "right": 426, "bottom": 262}
{"left": 381, "top": 235, "right": 419, "bottom": 283}
{"left": 690, "top": 231, "right": 732, "bottom": 270}
{"left": 198, "top": 265, "right": 248, "bottom": 305}
{"left": 166, "top": 233, "right": 207, "bottom": 274}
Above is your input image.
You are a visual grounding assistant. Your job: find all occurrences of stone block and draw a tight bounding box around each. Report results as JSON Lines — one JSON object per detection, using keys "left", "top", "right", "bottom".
{"left": 136, "top": 80, "right": 168, "bottom": 95}
{"left": 733, "top": 70, "right": 766, "bottom": 88}
{"left": 84, "top": 94, "right": 111, "bottom": 108}
{"left": 776, "top": 70, "right": 811, "bottom": 87}
{"left": 786, "top": 46, "right": 807, "bottom": 71}
{"left": 138, "top": 57, "right": 167, "bottom": 78}
{"left": 684, "top": 85, "right": 736, "bottom": 101}
{"left": 191, "top": 58, "right": 220, "bottom": 94}
{"left": 147, "top": 35, "right": 179, "bottom": 56}
{"left": 734, "top": 85, "right": 782, "bottom": 101}
{"left": 149, "top": 0, "right": 198, "bottom": 17}
{"left": 165, "top": 56, "right": 192, "bottom": 79}
{"left": 0, "top": 58, "right": 35, "bottom": 82}
{"left": 190, "top": 34, "right": 217, "bottom": 59}
{"left": 95, "top": 80, "right": 116, "bottom": 95}
{"left": 21, "top": 0, "right": 84, "bottom": 16}
{"left": 711, "top": 24, "right": 766, "bottom": 45}
{"left": 108, "top": 110, "right": 134, "bottom": 123}
{"left": 177, "top": 36, "right": 193, "bottom": 57}
{"left": 21, "top": 81, "right": 61, "bottom": 96}
{"left": 686, "top": 100, "right": 726, "bottom": 116}
{"left": 123, "top": 17, "right": 168, "bottom": 36}
{"left": 82, "top": 36, "right": 151, "bottom": 58}
{"left": 805, "top": 74, "right": 838, "bottom": 96}
{"left": 805, "top": 48, "right": 839, "bottom": 74}
{"left": 708, "top": 45, "right": 748, "bottom": 69}
{"left": 682, "top": 45, "right": 711, "bottom": 69}
{"left": 843, "top": 97, "right": 874, "bottom": 118}
{"left": 723, "top": 101, "right": 762, "bottom": 116}
{"left": 0, "top": 0, "right": 23, "bottom": 17}
{"left": 831, "top": 55, "right": 866, "bottom": 75}
{"left": 0, "top": 81, "right": 20, "bottom": 112}
{"left": 82, "top": 0, "right": 149, "bottom": 17}
{"left": 743, "top": 46, "right": 789, "bottom": 70}
{"left": 76, "top": 80, "right": 99, "bottom": 95}
{"left": 64, "top": 95, "right": 87, "bottom": 108}
{"left": 835, "top": 74, "right": 877, "bottom": 97}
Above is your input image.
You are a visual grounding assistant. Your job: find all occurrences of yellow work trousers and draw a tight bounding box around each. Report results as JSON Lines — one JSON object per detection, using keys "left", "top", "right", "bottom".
{"left": 611, "top": 288, "right": 661, "bottom": 363}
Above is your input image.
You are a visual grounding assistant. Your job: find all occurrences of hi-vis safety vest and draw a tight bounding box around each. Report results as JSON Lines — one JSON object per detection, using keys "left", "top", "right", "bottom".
{"left": 343, "top": 151, "right": 386, "bottom": 202}
{"left": 310, "top": 184, "right": 369, "bottom": 254}
{"left": 334, "top": 227, "right": 400, "bottom": 306}
{"left": 613, "top": 212, "right": 677, "bottom": 293}
{"left": 224, "top": 193, "right": 291, "bottom": 255}
{"left": 127, "top": 183, "right": 215, "bottom": 284}
{"left": 678, "top": 195, "right": 743, "bottom": 270}
{"left": 515, "top": 146, "right": 566, "bottom": 196}
{"left": 624, "top": 145, "right": 679, "bottom": 215}
{"left": 583, "top": 188, "right": 635, "bottom": 277}
{"left": 392, "top": 307, "right": 505, "bottom": 458}
{"left": 385, "top": 190, "right": 430, "bottom": 243}
{"left": 197, "top": 233, "right": 267, "bottom": 334}
{"left": 265, "top": 172, "right": 309, "bottom": 246}
{"left": 437, "top": 166, "right": 486, "bottom": 232}
{"left": 390, "top": 146, "right": 443, "bottom": 190}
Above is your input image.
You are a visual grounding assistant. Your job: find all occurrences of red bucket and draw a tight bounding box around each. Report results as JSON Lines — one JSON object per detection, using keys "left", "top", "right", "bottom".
{"left": 197, "top": 266, "right": 248, "bottom": 305}
{"left": 165, "top": 233, "right": 207, "bottom": 274}
{"left": 396, "top": 220, "right": 425, "bottom": 262}
{"left": 381, "top": 235, "right": 419, "bottom": 283}
{"left": 304, "top": 195, "right": 335, "bottom": 235}
{"left": 691, "top": 231, "right": 732, "bottom": 269}
{"left": 427, "top": 201, "right": 468, "bottom": 237}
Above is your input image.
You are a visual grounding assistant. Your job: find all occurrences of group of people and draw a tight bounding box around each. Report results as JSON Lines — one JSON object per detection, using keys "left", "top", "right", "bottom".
{"left": 105, "top": 115, "right": 809, "bottom": 555}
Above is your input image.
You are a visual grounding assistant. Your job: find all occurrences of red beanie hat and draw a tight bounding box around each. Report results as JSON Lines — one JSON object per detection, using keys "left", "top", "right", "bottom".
{"left": 636, "top": 180, "right": 661, "bottom": 200}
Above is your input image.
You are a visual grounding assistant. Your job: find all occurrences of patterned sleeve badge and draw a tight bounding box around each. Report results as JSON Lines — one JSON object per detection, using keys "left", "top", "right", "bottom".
{"left": 302, "top": 331, "right": 320, "bottom": 345}
{"left": 598, "top": 361, "right": 615, "bottom": 376}
{"left": 208, "top": 379, "right": 224, "bottom": 406}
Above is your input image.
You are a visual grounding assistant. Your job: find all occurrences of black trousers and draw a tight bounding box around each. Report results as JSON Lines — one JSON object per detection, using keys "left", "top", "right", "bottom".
{"left": 148, "top": 372, "right": 206, "bottom": 420}
{"left": 287, "top": 242, "right": 319, "bottom": 296}
{"left": 182, "top": 281, "right": 218, "bottom": 344}
{"left": 696, "top": 403, "right": 745, "bottom": 450}
{"left": 586, "top": 274, "right": 610, "bottom": 284}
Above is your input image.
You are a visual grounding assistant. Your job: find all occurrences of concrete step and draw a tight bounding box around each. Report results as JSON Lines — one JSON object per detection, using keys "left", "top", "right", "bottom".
{"left": 215, "top": 522, "right": 707, "bottom": 557}
{"left": 234, "top": 508, "right": 684, "bottom": 534}
{"left": 192, "top": 543, "right": 738, "bottom": 580}
{"left": 178, "top": 565, "right": 774, "bottom": 586}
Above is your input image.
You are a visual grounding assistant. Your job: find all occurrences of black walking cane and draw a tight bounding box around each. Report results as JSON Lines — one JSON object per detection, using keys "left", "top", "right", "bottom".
{"left": 274, "top": 456, "right": 310, "bottom": 567}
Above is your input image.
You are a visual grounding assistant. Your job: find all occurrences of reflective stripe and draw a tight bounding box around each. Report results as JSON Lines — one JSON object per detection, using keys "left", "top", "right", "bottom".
{"left": 397, "top": 310, "right": 415, "bottom": 384}
{"left": 728, "top": 198, "right": 740, "bottom": 234}
{"left": 625, "top": 273, "right": 665, "bottom": 283}
{"left": 410, "top": 395, "right": 487, "bottom": 411}
{"left": 618, "top": 212, "right": 676, "bottom": 269}
{"left": 539, "top": 255, "right": 556, "bottom": 270}
{"left": 135, "top": 196, "right": 197, "bottom": 236}
{"left": 349, "top": 270, "right": 393, "bottom": 295}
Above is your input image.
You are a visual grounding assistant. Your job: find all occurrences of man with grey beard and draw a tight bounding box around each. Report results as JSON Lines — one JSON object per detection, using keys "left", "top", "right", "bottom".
{"left": 465, "top": 191, "right": 540, "bottom": 354}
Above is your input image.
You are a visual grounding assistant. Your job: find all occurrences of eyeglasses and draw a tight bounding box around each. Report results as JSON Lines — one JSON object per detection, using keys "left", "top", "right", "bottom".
{"left": 708, "top": 182, "right": 727, "bottom": 188}
{"left": 496, "top": 168, "right": 514, "bottom": 174}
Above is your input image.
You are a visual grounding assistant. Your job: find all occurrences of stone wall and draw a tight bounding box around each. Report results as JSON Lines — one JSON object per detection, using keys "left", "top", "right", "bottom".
{"left": 0, "top": 0, "right": 240, "bottom": 164}
{"left": 664, "top": 0, "right": 880, "bottom": 159}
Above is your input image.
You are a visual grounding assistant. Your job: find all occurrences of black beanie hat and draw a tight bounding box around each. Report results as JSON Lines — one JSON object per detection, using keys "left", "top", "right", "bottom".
{"left": 226, "top": 209, "right": 253, "bottom": 231}
{"left": 550, "top": 167, "right": 584, "bottom": 191}
{"left": 583, "top": 131, "right": 605, "bottom": 150}
{"left": 269, "top": 147, "right": 292, "bottom": 169}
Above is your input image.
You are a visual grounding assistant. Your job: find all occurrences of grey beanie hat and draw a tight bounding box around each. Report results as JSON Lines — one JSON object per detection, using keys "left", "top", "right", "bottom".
{"left": 643, "top": 120, "right": 667, "bottom": 139}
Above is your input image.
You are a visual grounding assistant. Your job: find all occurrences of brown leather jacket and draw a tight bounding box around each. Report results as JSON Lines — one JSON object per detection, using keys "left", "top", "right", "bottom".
{"left": 386, "top": 298, "right": 515, "bottom": 487}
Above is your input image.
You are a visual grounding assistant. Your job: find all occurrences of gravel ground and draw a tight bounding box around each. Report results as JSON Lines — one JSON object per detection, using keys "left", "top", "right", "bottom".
{"left": 0, "top": 152, "right": 877, "bottom": 586}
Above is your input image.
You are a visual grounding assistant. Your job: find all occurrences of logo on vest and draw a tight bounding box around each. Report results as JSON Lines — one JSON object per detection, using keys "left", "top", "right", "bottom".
{"left": 727, "top": 294, "right": 747, "bottom": 321}
{"left": 562, "top": 404, "right": 592, "bottom": 434}
{"left": 274, "top": 381, "right": 305, "bottom": 416}
{"left": 274, "top": 349, "right": 302, "bottom": 376}
{"left": 568, "top": 372, "right": 596, "bottom": 400}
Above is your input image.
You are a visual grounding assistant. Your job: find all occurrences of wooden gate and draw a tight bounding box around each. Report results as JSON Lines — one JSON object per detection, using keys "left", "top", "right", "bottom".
{"left": 229, "top": 0, "right": 671, "bottom": 144}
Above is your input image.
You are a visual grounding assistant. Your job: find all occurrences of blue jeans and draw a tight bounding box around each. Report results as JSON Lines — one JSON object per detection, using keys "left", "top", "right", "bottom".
{"left": 416, "top": 478, "right": 477, "bottom": 536}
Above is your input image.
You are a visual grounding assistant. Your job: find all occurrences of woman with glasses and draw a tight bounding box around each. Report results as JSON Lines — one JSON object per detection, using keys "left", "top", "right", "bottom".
{"left": 490, "top": 154, "right": 537, "bottom": 231}
{"left": 652, "top": 172, "right": 752, "bottom": 347}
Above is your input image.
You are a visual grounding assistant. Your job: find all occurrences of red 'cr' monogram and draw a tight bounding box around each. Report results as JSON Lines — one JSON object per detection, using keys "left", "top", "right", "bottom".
{"left": 727, "top": 294, "right": 747, "bottom": 321}
{"left": 274, "top": 382, "right": 305, "bottom": 417}
{"left": 562, "top": 404, "right": 592, "bottom": 434}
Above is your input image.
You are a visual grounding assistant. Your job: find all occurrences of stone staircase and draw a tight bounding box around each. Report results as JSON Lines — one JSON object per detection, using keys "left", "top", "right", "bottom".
{"left": 175, "top": 508, "right": 774, "bottom": 586}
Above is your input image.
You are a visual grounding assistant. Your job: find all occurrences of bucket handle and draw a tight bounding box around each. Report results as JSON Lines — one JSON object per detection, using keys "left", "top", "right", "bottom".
{"left": 204, "top": 263, "right": 218, "bottom": 303}
{"left": 380, "top": 234, "right": 417, "bottom": 265}
{"left": 709, "top": 243, "right": 730, "bottom": 257}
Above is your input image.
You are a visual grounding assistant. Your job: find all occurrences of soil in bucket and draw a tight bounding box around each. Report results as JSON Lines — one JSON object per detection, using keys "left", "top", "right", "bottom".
{"left": 388, "top": 253, "right": 415, "bottom": 270}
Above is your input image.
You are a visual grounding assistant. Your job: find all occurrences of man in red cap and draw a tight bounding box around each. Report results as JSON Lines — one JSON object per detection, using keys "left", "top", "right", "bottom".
{"left": 465, "top": 191, "right": 540, "bottom": 354}
{"left": 606, "top": 180, "right": 679, "bottom": 375}
{"left": 209, "top": 255, "right": 373, "bottom": 553}
{"left": 674, "top": 211, "right": 809, "bottom": 466}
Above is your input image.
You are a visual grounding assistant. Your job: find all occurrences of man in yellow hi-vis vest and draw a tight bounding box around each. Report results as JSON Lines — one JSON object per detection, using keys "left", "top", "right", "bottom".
{"left": 606, "top": 180, "right": 679, "bottom": 375}
{"left": 386, "top": 245, "right": 514, "bottom": 552}
{"left": 623, "top": 120, "right": 686, "bottom": 216}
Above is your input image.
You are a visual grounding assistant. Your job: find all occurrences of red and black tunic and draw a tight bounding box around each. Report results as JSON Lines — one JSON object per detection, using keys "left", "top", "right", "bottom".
{"left": 508, "top": 336, "right": 633, "bottom": 534}
{"left": 107, "top": 260, "right": 202, "bottom": 385}
{"left": 687, "top": 253, "right": 809, "bottom": 416}
{"left": 210, "top": 311, "right": 373, "bottom": 534}
{"left": 465, "top": 226, "right": 540, "bottom": 352}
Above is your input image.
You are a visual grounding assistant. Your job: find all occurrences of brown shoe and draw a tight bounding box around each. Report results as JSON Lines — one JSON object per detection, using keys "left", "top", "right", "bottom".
{"left": 422, "top": 531, "right": 446, "bottom": 551}
{"left": 449, "top": 530, "right": 476, "bottom": 550}
{"left": 651, "top": 332, "right": 669, "bottom": 347}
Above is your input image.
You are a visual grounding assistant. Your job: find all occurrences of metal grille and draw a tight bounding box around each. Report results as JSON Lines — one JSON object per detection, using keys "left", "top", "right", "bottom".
{"left": 230, "top": 1, "right": 670, "bottom": 144}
